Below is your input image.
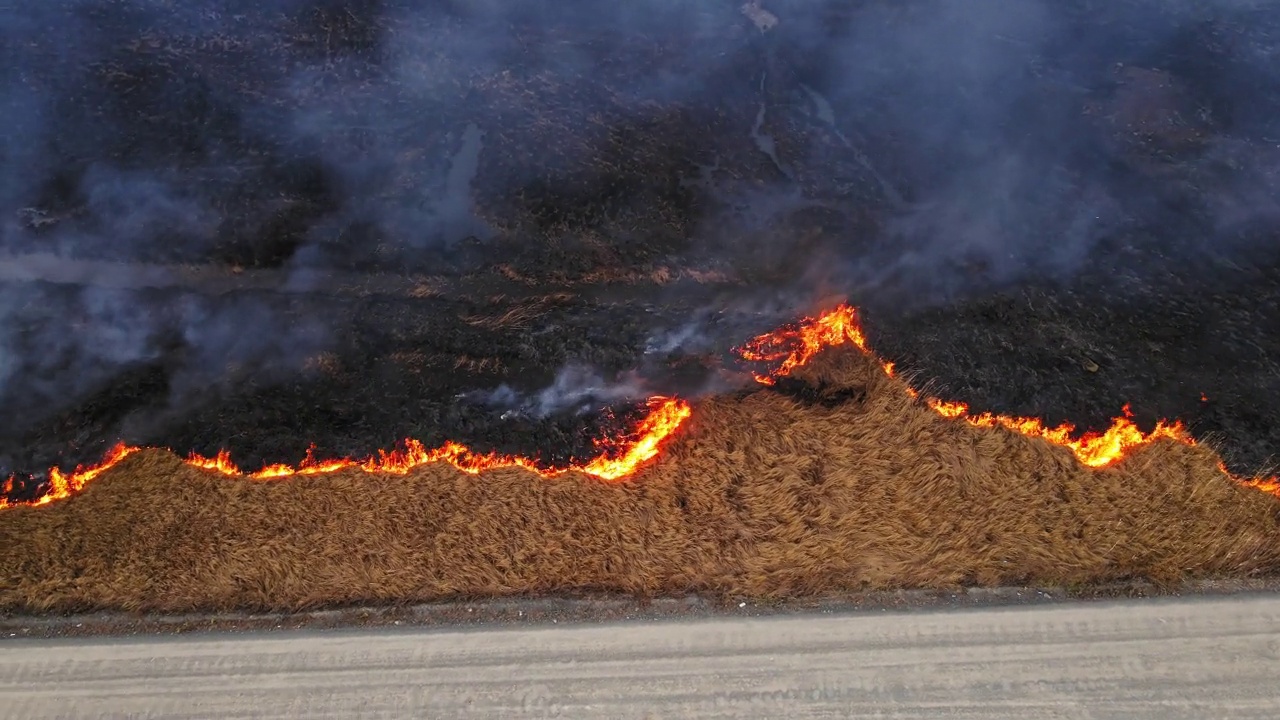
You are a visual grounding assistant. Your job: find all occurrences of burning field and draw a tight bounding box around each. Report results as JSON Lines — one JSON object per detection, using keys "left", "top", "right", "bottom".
{"left": 3, "top": 0, "right": 1280, "bottom": 613}
{"left": 2, "top": 305, "right": 1279, "bottom": 612}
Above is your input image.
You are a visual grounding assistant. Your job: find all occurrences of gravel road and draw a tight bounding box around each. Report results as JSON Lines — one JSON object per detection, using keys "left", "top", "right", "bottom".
{"left": 3, "top": 594, "right": 1278, "bottom": 718}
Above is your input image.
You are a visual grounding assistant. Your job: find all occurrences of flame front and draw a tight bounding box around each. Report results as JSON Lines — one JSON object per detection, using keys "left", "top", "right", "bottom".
{"left": 1, "top": 397, "right": 691, "bottom": 509}
{"left": 581, "top": 397, "right": 693, "bottom": 479}
{"left": 737, "top": 304, "right": 1277, "bottom": 489}
{"left": 184, "top": 396, "right": 691, "bottom": 483}
{"left": 737, "top": 304, "right": 871, "bottom": 384}
{"left": 0, "top": 443, "right": 142, "bottom": 511}
{"left": 925, "top": 399, "right": 1187, "bottom": 468}
{"left": 4, "top": 303, "right": 1277, "bottom": 511}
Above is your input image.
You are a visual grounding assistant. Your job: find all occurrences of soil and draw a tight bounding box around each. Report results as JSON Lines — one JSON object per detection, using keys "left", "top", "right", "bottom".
{"left": 6, "top": 579, "right": 1280, "bottom": 641}
{"left": 2, "top": 1, "right": 1278, "bottom": 501}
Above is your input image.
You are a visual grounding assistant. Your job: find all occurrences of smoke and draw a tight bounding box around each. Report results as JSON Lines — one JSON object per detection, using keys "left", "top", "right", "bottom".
{"left": 75, "top": 165, "right": 221, "bottom": 256}
{"left": 467, "top": 365, "right": 651, "bottom": 419}
{"left": 0, "top": 0, "right": 339, "bottom": 435}
{"left": 467, "top": 303, "right": 774, "bottom": 419}
{"left": 2, "top": 0, "right": 1278, "bottom": 447}
{"left": 784, "top": 0, "right": 1280, "bottom": 299}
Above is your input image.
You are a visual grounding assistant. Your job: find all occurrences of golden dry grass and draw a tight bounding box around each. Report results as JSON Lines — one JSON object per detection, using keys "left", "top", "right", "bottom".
{"left": 2, "top": 348, "right": 1278, "bottom": 613}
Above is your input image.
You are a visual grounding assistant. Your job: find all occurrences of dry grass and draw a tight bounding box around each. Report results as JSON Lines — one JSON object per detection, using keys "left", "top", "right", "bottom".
{"left": 462, "top": 292, "right": 576, "bottom": 331}
{"left": 3, "top": 348, "right": 1278, "bottom": 613}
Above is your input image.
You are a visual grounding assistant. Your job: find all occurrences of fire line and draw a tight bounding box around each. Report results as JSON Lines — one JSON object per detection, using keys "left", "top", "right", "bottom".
{"left": 2, "top": 304, "right": 1276, "bottom": 510}
{"left": 735, "top": 304, "right": 1278, "bottom": 490}
{"left": 0, "top": 396, "right": 692, "bottom": 510}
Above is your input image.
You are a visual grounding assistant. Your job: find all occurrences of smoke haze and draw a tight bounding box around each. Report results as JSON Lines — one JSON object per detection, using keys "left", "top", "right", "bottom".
{"left": 1, "top": 0, "right": 1278, "bottom": 464}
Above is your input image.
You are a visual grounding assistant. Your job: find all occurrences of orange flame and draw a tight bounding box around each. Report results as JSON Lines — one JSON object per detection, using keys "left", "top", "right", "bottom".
{"left": 1, "top": 397, "right": 691, "bottom": 510}
{"left": 4, "top": 303, "right": 1277, "bottom": 510}
{"left": 737, "top": 304, "right": 1277, "bottom": 493}
{"left": 1238, "top": 473, "right": 1280, "bottom": 496}
{"left": 0, "top": 443, "right": 142, "bottom": 511}
{"left": 737, "top": 304, "right": 872, "bottom": 383}
{"left": 925, "top": 399, "right": 1187, "bottom": 468}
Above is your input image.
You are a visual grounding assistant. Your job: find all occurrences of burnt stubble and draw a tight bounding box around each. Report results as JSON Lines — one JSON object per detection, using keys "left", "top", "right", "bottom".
{"left": 1, "top": 1, "right": 1277, "bottom": 494}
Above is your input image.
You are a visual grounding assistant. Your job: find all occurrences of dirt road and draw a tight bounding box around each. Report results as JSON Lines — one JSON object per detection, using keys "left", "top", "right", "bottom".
{"left": 3, "top": 594, "right": 1278, "bottom": 718}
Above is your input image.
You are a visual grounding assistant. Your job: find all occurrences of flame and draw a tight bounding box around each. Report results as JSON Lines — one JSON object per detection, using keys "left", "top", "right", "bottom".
{"left": 1238, "top": 472, "right": 1280, "bottom": 496}
{"left": 925, "top": 400, "right": 1187, "bottom": 468}
{"left": 581, "top": 397, "right": 693, "bottom": 479}
{"left": 737, "top": 304, "right": 871, "bottom": 384}
{"left": 0, "top": 443, "right": 142, "bottom": 511}
{"left": 736, "top": 304, "right": 1277, "bottom": 494}
{"left": 2, "top": 398, "right": 690, "bottom": 509}
{"left": 193, "top": 397, "right": 692, "bottom": 482}
{"left": 186, "top": 449, "right": 240, "bottom": 475}
{"left": 4, "top": 302, "right": 1277, "bottom": 510}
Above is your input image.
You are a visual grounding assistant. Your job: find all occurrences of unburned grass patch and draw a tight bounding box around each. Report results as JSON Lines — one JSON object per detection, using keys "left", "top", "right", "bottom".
{"left": 2, "top": 349, "right": 1278, "bottom": 613}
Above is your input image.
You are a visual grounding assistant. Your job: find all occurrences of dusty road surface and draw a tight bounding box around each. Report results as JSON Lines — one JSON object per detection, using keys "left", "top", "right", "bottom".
{"left": 3, "top": 594, "right": 1279, "bottom": 718}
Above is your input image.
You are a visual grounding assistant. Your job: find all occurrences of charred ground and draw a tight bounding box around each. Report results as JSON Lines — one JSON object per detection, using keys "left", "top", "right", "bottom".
{"left": 1, "top": 0, "right": 1278, "bottom": 500}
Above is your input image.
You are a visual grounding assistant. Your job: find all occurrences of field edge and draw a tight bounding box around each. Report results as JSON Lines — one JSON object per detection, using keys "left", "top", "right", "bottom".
{"left": 4, "top": 578, "right": 1280, "bottom": 641}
